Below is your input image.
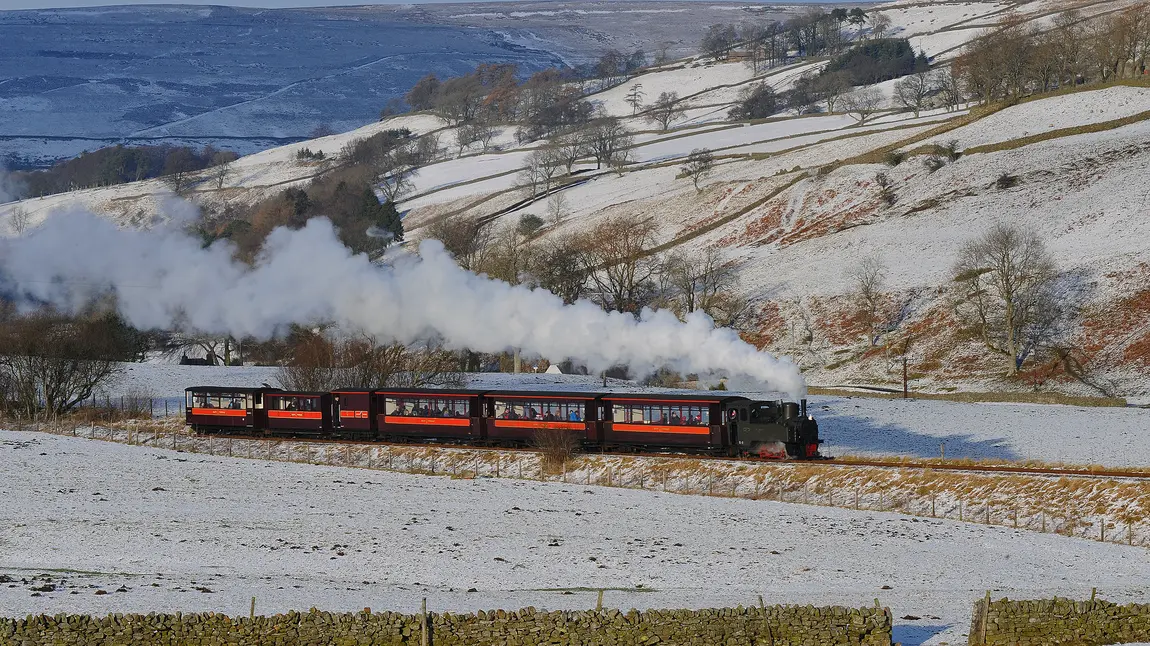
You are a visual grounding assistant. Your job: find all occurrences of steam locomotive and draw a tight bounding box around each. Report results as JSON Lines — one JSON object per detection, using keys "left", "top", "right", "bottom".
{"left": 185, "top": 386, "right": 822, "bottom": 459}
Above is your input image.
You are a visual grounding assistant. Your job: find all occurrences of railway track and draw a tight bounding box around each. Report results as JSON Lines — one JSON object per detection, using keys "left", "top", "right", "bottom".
{"left": 200, "top": 432, "right": 1150, "bottom": 481}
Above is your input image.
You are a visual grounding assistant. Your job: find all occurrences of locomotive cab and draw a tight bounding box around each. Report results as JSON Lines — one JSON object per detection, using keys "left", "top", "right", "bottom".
{"left": 724, "top": 398, "right": 821, "bottom": 459}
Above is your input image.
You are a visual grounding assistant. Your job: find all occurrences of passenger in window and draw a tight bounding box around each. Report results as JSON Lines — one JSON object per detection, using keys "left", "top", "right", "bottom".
{"left": 544, "top": 409, "right": 556, "bottom": 421}
{"left": 670, "top": 411, "right": 681, "bottom": 425}
{"left": 569, "top": 409, "right": 582, "bottom": 422}
{"left": 228, "top": 398, "right": 241, "bottom": 409}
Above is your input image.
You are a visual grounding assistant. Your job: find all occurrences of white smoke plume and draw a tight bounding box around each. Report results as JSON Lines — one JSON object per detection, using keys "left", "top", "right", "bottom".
{"left": 0, "top": 207, "right": 807, "bottom": 399}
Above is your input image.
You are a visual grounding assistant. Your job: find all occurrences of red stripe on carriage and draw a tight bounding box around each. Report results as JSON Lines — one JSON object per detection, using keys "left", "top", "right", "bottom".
{"left": 383, "top": 416, "right": 471, "bottom": 427}
{"left": 492, "top": 420, "right": 585, "bottom": 430}
{"left": 268, "top": 411, "right": 323, "bottom": 420}
{"left": 190, "top": 408, "right": 248, "bottom": 418}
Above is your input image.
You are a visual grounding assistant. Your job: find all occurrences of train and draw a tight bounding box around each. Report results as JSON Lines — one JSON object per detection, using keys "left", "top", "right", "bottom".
{"left": 185, "top": 386, "right": 823, "bottom": 459}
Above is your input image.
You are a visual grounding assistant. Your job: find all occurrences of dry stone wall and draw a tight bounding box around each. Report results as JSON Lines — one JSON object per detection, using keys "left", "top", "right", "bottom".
{"left": 1, "top": 604, "right": 892, "bottom": 646}
{"left": 969, "top": 596, "right": 1150, "bottom": 646}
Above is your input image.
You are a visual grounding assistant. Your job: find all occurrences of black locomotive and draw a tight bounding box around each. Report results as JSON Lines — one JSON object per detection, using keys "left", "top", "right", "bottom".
{"left": 186, "top": 386, "right": 822, "bottom": 459}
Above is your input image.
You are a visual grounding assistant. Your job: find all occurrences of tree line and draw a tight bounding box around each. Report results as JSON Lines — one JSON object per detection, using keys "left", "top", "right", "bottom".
{"left": 954, "top": 4, "right": 1150, "bottom": 105}
{"left": 10, "top": 144, "right": 239, "bottom": 200}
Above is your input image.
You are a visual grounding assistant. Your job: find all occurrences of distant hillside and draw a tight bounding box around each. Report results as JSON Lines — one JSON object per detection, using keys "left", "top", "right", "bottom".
{"left": 5, "top": 0, "right": 1148, "bottom": 400}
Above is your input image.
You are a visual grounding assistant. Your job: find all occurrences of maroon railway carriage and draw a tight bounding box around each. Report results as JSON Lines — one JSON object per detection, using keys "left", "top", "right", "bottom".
{"left": 600, "top": 393, "right": 746, "bottom": 453}
{"left": 483, "top": 391, "right": 600, "bottom": 446}
{"left": 263, "top": 391, "right": 333, "bottom": 436}
{"left": 185, "top": 386, "right": 273, "bottom": 434}
{"left": 373, "top": 389, "right": 485, "bottom": 442}
{"left": 330, "top": 389, "right": 376, "bottom": 438}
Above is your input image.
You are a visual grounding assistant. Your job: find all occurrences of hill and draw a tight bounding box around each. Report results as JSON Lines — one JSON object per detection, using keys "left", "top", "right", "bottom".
{"left": 2, "top": 0, "right": 1148, "bottom": 401}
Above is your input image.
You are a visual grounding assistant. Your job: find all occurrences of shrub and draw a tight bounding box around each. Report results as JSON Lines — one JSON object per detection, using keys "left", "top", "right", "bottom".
{"left": 996, "top": 172, "right": 1019, "bottom": 189}
{"left": 943, "top": 139, "right": 961, "bottom": 162}
{"left": 923, "top": 155, "right": 946, "bottom": 173}
{"left": 517, "top": 213, "right": 544, "bottom": 237}
{"left": 884, "top": 150, "right": 905, "bottom": 167}
{"left": 533, "top": 428, "right": 580, "bottom": 474}
{"left": 295, "top": 147, "right": 326, "bottom": 161}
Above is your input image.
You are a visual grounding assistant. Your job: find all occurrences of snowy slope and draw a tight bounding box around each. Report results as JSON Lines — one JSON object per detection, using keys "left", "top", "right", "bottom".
{"left": 4, "top": 428, "right": 1149, "bottom": 646}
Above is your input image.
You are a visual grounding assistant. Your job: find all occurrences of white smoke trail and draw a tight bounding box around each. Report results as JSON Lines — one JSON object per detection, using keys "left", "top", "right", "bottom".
{"left": 0, "top": 207, "right": 807, "bottom": 398}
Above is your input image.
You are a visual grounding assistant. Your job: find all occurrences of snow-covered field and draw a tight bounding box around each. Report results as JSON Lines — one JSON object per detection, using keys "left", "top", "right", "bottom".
{"left": 921, "top": 86, "right": 1150, "bottom": 150}
{"left": 3, "top": 429, "right": 1148, "bottom": 646}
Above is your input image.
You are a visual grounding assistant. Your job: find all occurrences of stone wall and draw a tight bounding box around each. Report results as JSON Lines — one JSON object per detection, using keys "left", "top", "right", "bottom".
{"left": 969, "top": 596, "right": 1150, "bottom": 645}
{"left": 1, "top": 604, "right": 892, "bottom": 646}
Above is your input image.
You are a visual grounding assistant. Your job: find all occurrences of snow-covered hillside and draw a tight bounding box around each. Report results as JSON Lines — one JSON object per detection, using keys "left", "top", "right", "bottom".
{"left": 3, "top": 0, "right": 1149, "bottom": 399}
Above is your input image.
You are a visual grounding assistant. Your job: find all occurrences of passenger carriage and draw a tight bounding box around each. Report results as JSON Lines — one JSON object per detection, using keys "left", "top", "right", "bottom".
{"left": 482, "top": 391, "right": 600, "bottom": 446}
{"left": 373, "top": 389, "right": 484, "bottom": 443}
{"left": 185, "top": 386, "right": 272, "bottom": 434}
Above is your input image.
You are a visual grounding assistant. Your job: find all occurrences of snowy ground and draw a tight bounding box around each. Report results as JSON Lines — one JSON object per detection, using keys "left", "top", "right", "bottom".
{"left": 2, "top": 429, "right": 1148, "bottom": 646}
{"left": 105, "top": 364, "right": 1150, "bottom": 468}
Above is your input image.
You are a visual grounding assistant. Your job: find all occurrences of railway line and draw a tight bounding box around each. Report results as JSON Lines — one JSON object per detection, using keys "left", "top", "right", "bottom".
{"left": 199, "top": 431, "right": 1150, "bottom": 481}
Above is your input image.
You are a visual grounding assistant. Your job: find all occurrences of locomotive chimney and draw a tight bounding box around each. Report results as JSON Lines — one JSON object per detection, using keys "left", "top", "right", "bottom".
{"left": 800, "top": 398, "right": 807, "bottom": 417}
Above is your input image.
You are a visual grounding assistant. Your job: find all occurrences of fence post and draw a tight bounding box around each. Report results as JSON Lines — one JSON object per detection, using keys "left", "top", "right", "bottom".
{"left": 250, "top": 596, "right": 256, "bottom": 620}
{"left": 420, "top": 598, "right": 428, "bottom": 646}
{"left": 596, "top": 589, "right": 604, "bottom": 612}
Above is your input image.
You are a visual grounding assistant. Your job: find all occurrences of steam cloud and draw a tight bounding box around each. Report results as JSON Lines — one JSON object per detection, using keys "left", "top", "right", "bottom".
{"left": 0, "top": 207, "right": 807, "bottom": 399}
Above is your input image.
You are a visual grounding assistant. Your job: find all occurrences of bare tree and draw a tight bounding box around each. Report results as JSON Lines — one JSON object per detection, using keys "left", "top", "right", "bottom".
{"left": 661, "top": 247, "right": 746, "bottom": 326}
{"left": 378, "top": 169, "right": 413, "bottom": 203}
{"left": 646, "top": 91, "right": 687, "bottom": 131}
{"left": 814, "top": 70, "right": 851, "bottom": 112}
{"left": 869, "top": 11, "right": 892, "bottom": 39}
{"left": 211, "top": 159, "right": 233, "bottom": 189}
{"left": 454, "top": 124, "right": 481, "bottom": 156}
{"left": 8, "top": 207, "right": 30, "bottom": 236}
{"left": 518, "top": 145, "right": 564, "bottom": 197}
{"left": 0, "top": 310, "right": 126, "bottom": 417}
{"left": 579, "top": 215, "right": 660, "bottom": 314}
{"left": 278, "top": 330, "right": 462, "bottom": 392}
{"left": 952, "top": 222, "right": 1060, "bottom": 375}
{"left": 847, "top": 256, "right": 888, "bottom": 345}
{"left": 587, "top": 116, "right": 634, "bottom": 170}
{"left": 527, "top": 233, "right": 588, "bottom": 304}
{"left": 894, "top": 70, "right": 939, "bottom": 117}
{"left": 547, "top": 192, "right": 569, "bottom": 225}
{"left": 624, "top": 83, "right": 646, "bottom": 115}
{"left": 680, "top": 148, "right": 715, "bottom": 192}
{"left": 842, "top": 87, "right": 884, "bottom": 123}
{"left": 424, "top": 215, "right": 492, "bottom": 271}
{"left": 552, "top": 128, "right": 590, "bottom": 174}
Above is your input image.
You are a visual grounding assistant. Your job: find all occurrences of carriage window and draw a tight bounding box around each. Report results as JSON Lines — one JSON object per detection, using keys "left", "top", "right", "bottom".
{"left": 610, "top": 403, "right": 710, "bottom": 426}
{"left": 191, "top": 392, "right": 250, "bottom": 409}
{"left": 273, "top": 396, "right": 318, "bottom": 411}
{"left": 494, "top": 399, "right": 584, "bottom": 421}
{"left": 385, "top": 397, "right": 470, "bottom": 417}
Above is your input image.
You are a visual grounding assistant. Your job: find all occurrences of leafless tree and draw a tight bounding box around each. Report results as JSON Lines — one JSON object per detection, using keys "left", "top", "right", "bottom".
{"left": 278, "top": 330, "right": 462, "bottom": 392}
{"left": 551, "top": 128, "right": 590, "bottom": 174}
{"left": 526, "top": 233, "right": 588, "bottom": 304}
{"left": 455, "top": 124, "right": 481, "bottom": 156}
{"left": 624, "top": 83, "right": 646, "bottom": 115}
{"left": 847, "top": 256, "right": 888, "bottom": 345}
{"left": 8, "top": 207, "right": 30, "bottom": 236}
{"left": 680, "top": 148, "right": 715, "bottom": 192}
{"left": 814, "top": 70, "right": 851, "bottom": 112}
{"left": 842, "top": 87, "right": 884, "bottom": 124}
{"left": 579, "top": 215, "right": 660, "bottom": 314}
{"left": 547, "top": 192, "right": 569, "bottom": 225}
{"left": 0, "top": 310, "right": 125, "bottom": 417}
{"left": 211, "top": 159, "right": 233, "bottom": 189}
{"left": 646, "top": 91, "right": 687, "bottom": 131}
{"left": 518, "top": 145, "right": 565, "bottom": 197}
{"left": 869, "top": 11, "right": 892, "bottom": 39}
{"left": 587, "top": 116, "right": 634, "bottom": 170}
{"left": 894, "top": 70, "right": 939, "bottom": 117}
{"left": 952, "top": 222, "right": 1061, "bottom": 375}
{"left": 378, "top": 169, "right": 413, "bottom": 203}
{"left": 661, "top": 247, "right": 746, "bottom": 327}
{"left": 424, "top": 215, "right": 493, "bottom": 272}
